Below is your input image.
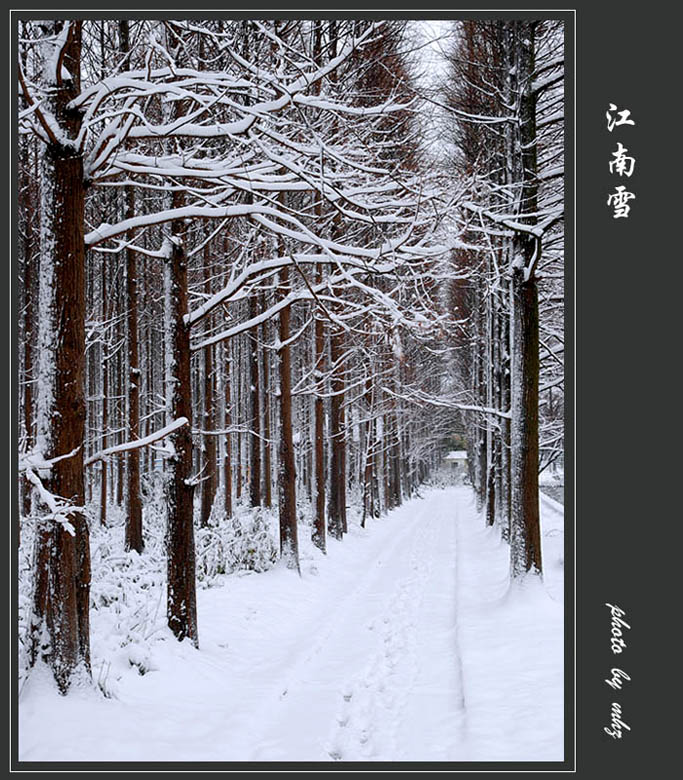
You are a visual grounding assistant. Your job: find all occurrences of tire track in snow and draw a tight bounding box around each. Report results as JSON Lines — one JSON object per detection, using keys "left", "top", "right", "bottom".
{"left": 391, "top": 487, "right": 467, "bottom": 760}
{"left": 324, "top": 510, "right": 439, "bottom": 761}
{"left": 240, "top": 503, "right": 440, "bottom": 760}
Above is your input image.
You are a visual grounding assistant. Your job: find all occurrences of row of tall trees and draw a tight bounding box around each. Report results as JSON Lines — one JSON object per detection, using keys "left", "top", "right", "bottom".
{"left": 440, "top": 19, "right": 564, "bottom": 576}
{"left": 17, "top": 19, "right": 456, "bottom": 693}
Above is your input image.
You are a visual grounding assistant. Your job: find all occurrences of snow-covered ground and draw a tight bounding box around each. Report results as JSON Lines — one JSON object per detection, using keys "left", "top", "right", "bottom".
{"left": 18, "top": 485, "right": 564, "bottom": 762}
{"left": 540, "top": 466, "right": 565, "bottom": 505}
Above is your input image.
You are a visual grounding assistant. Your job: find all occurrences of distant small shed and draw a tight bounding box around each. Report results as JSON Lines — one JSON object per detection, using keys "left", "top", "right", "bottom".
{"left": 444, "top": 450, "right": 468, "bottom": 467}
{"left": 444, "top": 450, "right": 468, "bottom": 482}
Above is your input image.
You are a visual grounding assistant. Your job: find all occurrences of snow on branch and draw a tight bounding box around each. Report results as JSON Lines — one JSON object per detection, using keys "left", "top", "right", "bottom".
{"left": 462, "top": 202, "right": 545, "bottom": 239}
{"left": 382, "top": 385, "right": 512, "bottom": 420}
{"left": 17, "top": 61, "right": 64, "bottom": 148}
{"left": 85, "top": 204, "right": 263, "bottom": 246}
{"left": 84, "top": 418, "right": 189, "bottom": 466}
{"left": 24, "top": 468, "right": 79, "bottom": 536}
{"left": 18, "top": 445, "right": 81, "bottom": 473}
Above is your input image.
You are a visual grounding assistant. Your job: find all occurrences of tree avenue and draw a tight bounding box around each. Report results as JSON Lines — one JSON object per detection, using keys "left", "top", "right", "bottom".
{"left": 17, "top": 18, "right": 564, "bottom": 692}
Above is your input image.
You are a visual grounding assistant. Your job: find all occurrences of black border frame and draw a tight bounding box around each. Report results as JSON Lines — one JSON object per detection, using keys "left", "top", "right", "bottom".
{"left": 9, "top": 6, "right": 579, "bottom": 773}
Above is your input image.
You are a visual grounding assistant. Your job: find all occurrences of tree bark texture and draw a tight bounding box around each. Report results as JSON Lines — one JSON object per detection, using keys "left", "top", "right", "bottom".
{"left": 249, "top": 291, "right": 262, "bottom": 508}
{"left": 30, "top": 20, "right": 91, "bottom": 694}
{"left": 509, "top": 20, "right": 542, "bottom": 577}
{"left": 164, "top": 236, "right": 199, "bottom": 644}
{"left": 277, "top": 264, "right": 300, "bottom": 570}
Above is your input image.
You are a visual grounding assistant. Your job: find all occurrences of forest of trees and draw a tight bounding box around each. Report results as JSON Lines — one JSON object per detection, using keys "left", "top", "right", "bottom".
{"left": 16, "top": 18, "right": 564, "bottom": 693}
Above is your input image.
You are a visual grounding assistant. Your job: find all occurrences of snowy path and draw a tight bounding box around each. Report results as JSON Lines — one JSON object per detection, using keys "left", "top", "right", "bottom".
{"left": 247, "top": 488, "right": 465, "bottom": 762}
{"left": 19, "top": 486, "right": 563, "bottom": 763}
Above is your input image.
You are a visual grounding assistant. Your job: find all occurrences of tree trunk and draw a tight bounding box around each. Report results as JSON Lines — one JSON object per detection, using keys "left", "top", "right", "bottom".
{"left": 312, "top": 313, "right": 326, "bottom": 548}
{"left": 328, "top": 331, "right": 346, "bottom": 539}
{"left": 277, "top": 263, "right": 300, "bottom": 570}
{"left": 311, "top": 21, "right": 326, "bottom": 552}
{"left": 30, "top": 21, "right": 90, "bottom": 693}
{"left": 20, "top": 135, "right": 35, "bottom": 523}
{"left": 361, "top": 379, "right": 374, "bottom": 527}
{"left": 200, "top": 342, "right": 216, "bottom": 527}
{"left": 486, "top": 446, "right": 497, "bottom": 527}
{"left": 124, "top": 186, "right": 143, "bottom": 551}
{"left": 249, "top": 291, "right": 262, "bottom": 508}
{"left": 509, "top": 20, "right": 542, "bottom": 577}
{"left": 476, "top": 319, "right": 487, "bottom": 510}
{"left": 391, "top": 426, "right": 402, "bottom": 508}
{"left": 235, "top": 338, "right": 242, "bottom": 502}
{"left": 116, "top": 302, "right": 125, "bottom": 508}
{"left": 117, "top": 20, "right": 143, "bottom": 551}
{"left": 200, "top": 250, "right": 217, "bottom": 528}
{"left": 510, "top": 258, "right": 542, "bottom": 575}
{"left": 223, "top": 348, "right": 233, "bottom": 519}
{"left": 261, "top": 308, "right": 273, "bottom": 509}
{"left": 340, "top": 394, "right": 348, "bottom": 534}
{"left": 163, "top": 234, "right": 198, "bottom": 644}
{"left": 100, "top": 256, "right": 108, "bottom": 528}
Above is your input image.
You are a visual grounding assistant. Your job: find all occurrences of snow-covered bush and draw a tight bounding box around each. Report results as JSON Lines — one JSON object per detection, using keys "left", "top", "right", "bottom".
{"left": 195, "top": 504, "right": 278, "bottom": 586}
{"left": 19, "top": 473, "right": 280, "bottom": 695}
{"left": 86, "top": 490, "right": 168, "bottom": 691}
{"left": 425, "top": 468, "right": 453, "bottom": 489}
